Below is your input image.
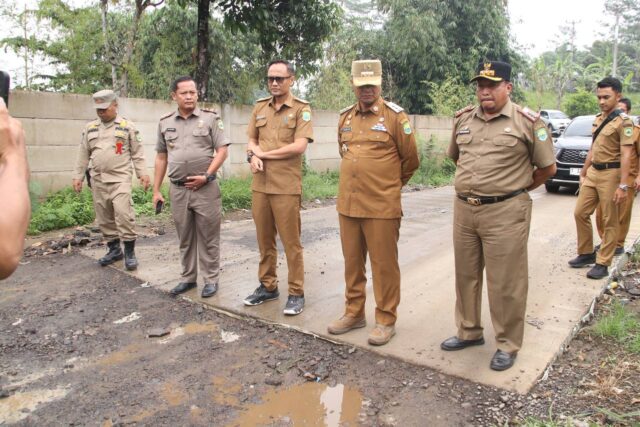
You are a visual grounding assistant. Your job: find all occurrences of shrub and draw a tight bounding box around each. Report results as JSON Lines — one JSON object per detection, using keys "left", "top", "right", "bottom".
{"left": 562, "top": 90, "right": 599, "bottom": 118}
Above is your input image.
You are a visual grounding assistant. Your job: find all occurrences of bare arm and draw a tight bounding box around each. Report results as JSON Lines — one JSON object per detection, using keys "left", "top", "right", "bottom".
{"left": 152, "top": 152, "right": 168, "bottom": 206}
{"left": 252, "top": 137, "right": 309, "bottom": 160}
{"left": 614, "top": 145, "right": 633, "bottom": 204}
{"left": 0, "top": 100, "right": 30, "bottom": 279}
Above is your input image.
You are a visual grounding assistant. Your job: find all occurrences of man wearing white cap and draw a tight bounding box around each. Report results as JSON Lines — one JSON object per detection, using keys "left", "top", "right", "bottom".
{"left": 73, "top": 89, "right": 150, "bottom": 270}
{"left": 327, "top": 59, "right": 419, "bottom": 346}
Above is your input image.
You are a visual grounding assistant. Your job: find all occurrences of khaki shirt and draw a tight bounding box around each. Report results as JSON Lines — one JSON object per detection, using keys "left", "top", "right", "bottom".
{"left": 448, "top": 100, "right": 555, "bottom": 196}
{"left": 74, "top": 116, "right": 148, "bottom": 183}
{"left": 157, "top": 108, "right": 229, "bottom": 180}
{"left": 247, "top": 93, "right": 314, "bottom": 195}
{"left": 337, "top": 97, "right": 419, "bottom": 219}
{"left": 628, "top": 125, "right": 640, "bottom": 183}
{"left": 590, "top": 113, "right": 634, "bottom": 164}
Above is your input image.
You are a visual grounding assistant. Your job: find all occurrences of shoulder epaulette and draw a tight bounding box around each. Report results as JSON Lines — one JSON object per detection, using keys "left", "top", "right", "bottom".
{"left": 159, "top": 111, "right": 175, "bottom": 120}
{"left": 339, "top": 104, "right": 355, "bottom": 115}
{"left": 86, "top": 119, "right": 100, "bottom": 128}
{"left": 294, "top": 96, "right": 309, "bottom": 105}
{"left": 620, "top": 112, "right": 629, "bottom": 120}
{"left": 201, "top": 108, "right": 219, "bottom": 115}
{"left": 256, "top": 96, "right": 271, "bottom": 103}
{"left": 518, "top": 106, "right": 539, "bottom": 123}
{"left": 595, "top": 112, "right": 603, "bottom": 117}
{"left": 454, "top": 105, "right": 474, "bottom": 118}
{"left": 384, "top": 100, "right": 404, "bottom": 113}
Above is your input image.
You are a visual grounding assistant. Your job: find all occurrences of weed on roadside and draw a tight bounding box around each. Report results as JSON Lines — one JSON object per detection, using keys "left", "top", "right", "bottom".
{"left": 409, "top": 135, "right": 455, "bottom": 187}
{"left": 592, "top": 300, "right": 640, "bottom": 353}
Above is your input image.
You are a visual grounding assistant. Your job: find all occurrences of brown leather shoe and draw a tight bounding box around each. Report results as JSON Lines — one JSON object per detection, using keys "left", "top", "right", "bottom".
{"left": 327, "top": 315, "right": 366, "bottom": 335}
{"left": 368, "top": 324, "right": 396, "bottom": 346}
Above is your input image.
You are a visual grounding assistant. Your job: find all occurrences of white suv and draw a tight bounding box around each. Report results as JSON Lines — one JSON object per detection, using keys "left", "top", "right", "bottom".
{"left": 540, "top": 109, "right": 571, "bottom": 136}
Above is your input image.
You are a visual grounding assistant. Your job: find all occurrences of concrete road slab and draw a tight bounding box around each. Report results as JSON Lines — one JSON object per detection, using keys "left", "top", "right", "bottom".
{"left": 85, "top": 187, "right": 638, "bottom": 393}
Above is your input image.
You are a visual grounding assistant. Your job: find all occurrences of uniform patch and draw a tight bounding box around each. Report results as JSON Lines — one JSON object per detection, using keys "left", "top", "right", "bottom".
{"left": 402, "top": 121, "right": 412, "bottom": 135}
{"left": 136, "top": 134, "right": 142, "bottom": 142}
{"left": 372, "top": 123, "right": 388, "bottom": 132}
{"left": 119, "top": 120, "right": 127, "bottom": 127}
{"left": 87, "top": 128, "right": 98, "bottom": 134}
{"left": 536, "top": 127, "right": 549, "bottom": 141}
{"left": 625, "top": 127, "right": 633, "bottom": 137}
{"left": 218, "top": 120, "right": 224, "bottom": 130}
{"left": 341, "top": 127, "right": 352, "bottom": 133}
{"left": 256, "top": 115, "right": 266, "bottom": 120}
{"left": 302, "top": 110, "right": 311, "bottom": 122}
{"left": 115, "top": 141, "right": 124, "bottom": 154}
{"left": 457, "top": 129, "right": 470, "bottom": 135}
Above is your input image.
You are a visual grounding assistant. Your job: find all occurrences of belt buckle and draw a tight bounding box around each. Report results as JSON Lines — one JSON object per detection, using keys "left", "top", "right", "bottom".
{"left": 467, "top": 197, "right": 482, "bottom": 206}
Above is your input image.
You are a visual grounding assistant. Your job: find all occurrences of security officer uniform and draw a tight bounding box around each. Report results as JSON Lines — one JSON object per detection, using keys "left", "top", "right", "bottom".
{"left": 157, "top": 107, "right": 229, "bottom": 287}
{"left": 574, "top": 113, "right": 634, "bottom": 267}
{"left": 246, "top": 93, "right": 314, "bottom": 297}
{"left": 74, "top": 91, "right": 148, "bottom": 269}
{"left": 330, "top": 59, "right": 419, "bottom": 345}
{"left": 446, "top": 64, "right": 555, "bottom": 357}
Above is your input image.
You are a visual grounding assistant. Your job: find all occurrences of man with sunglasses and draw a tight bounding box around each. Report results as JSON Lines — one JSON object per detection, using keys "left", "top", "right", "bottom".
{"left": 243, "top": 60, "right": 314, "bottom": 316}
{"left": 441, "top": 61, "right": 556, "bottom": 371}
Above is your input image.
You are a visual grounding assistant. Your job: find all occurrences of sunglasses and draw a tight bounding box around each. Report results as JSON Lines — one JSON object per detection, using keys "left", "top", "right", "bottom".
{"left": 267, "top": 76, "right": 291, "bottom": 84}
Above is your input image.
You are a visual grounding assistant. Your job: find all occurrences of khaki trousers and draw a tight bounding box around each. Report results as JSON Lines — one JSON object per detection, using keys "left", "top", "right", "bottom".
{"left": 170, "top": 182, "right": 222, "bottom": 284}
{"left": 453, "top": 192, "right": 532, "bottom": 354}
{"left": 252, "top": 192, "right": 304, "bottom": 296}
{"left": 574, "top": 168, "right": 619, "bottom": 266}
{"left": 595, "top": 187, "right": 636, "bottom": 249}
{"left": 91, "top": 179, "right": 136, "bottom": 241}
{"left": 339, "top": 214, "right": 401, "bottom": 326}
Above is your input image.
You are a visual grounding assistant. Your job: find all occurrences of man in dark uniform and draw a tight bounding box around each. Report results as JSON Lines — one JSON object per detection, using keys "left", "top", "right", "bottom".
{"left": 243, "top": 60, "right": 314, "bottom": 316}
{"left": 153, "top": 76, "right": 229, "bottom": 298}
{"left": 441, "top": 61, "right": 556, "bottom": 371}
{"left": 327, "top": 59, "right": 419, "bottom": 346}
{"left": 569, "top": 77, "right": 634, "bottom": 279}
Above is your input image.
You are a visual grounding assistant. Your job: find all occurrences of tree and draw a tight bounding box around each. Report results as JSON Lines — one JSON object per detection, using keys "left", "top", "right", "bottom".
{"left": 563, "top": 89, "right": 599, "bottom": 118}
{"left": 605, "top": 0, "right": 635, "bottom": 77}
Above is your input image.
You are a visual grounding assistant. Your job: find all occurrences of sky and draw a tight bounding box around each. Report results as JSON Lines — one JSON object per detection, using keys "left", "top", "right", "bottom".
{"left": 508, "top": 0, "right": 611, "bottom": 57}
{"left": 1, "top": 0, "right": 615, "bottom": 87}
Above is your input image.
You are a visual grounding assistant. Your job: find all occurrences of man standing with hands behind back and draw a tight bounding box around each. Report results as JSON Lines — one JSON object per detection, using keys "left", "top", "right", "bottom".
{"left": 243, "top": 60, "right": 314, "bottom": 316}
{"left": 441, "top": 61, "right": 556, "bottom": 371}
{"left": 153, "top": 76, "right": 229, "bottom": 299}
{"left": 73, "top": 90, "right": 150, "bottom": 271}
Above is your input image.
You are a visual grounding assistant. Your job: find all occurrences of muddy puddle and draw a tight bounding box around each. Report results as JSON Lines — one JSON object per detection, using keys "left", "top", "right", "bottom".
{"left": 226, "top": 382, "right": 362, "bottom": 427}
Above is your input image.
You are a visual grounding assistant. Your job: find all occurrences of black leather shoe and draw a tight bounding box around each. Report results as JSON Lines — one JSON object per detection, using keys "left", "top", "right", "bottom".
{"left": 170, "top": 282, "right": 197, "bottom": 295}
{"left": 440, "top": 336, "right": 485, "bottom": 351}
{"left": 490, "top": 350, "right": 517, "bottom": 371}
{"left": 568, "top": 252, "right": 596, "bottom": 268}
{"left": 201, "top": 282, "right": 218, "bottom": 298}
{"left": 587, "top": 263, "right": 608, "bottom": 279}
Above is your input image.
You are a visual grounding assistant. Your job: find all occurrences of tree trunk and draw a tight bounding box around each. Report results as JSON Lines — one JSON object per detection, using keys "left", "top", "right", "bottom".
{"left": 195, "top": 0, "right": 211, "bottom": 101}
{"left": 117, "top": 3, "right": 144, "bottom": 97}
{"left": 100, "top": 0, "right": 117, "bottom": 90}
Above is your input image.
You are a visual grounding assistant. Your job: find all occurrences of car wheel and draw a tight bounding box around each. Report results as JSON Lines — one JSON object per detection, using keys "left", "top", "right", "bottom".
{"left": 545, "top": 182, "right": 560, "bottom": 193}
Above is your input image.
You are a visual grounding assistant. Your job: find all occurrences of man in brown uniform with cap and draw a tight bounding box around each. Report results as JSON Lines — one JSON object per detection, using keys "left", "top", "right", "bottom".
{"left": 73, "top": 89, "right": 150, "bottom": 271}
{"left": 594, "top": 98, "right": 638, "bottom": 256}
{"left": 153, "top": 76, "right": 229, "bottom": 298}
{"left": 243, "top": 59, "right": 314, "bottom": 316}
{"left": 569, "top": 77, "right": 635, "bottom": 280}
{"left": 327, "top": 59, "right": 419, "bottom": 346}
{"left": 440, "top": 61, "right": 556, "bottom": 371}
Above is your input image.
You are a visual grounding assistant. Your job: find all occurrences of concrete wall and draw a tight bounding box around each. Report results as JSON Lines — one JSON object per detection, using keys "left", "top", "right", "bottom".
{"left": 10, "top": 91, "right": 453, "bottom": 194}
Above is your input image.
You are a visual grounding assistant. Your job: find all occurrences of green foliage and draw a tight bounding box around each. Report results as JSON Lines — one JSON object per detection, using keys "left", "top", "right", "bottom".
{"left": 219, "top": 177, "right": 253, "bottom": 212}
{"left": 131, "top": 185, "right": 170, "bottom": 217}
{"left": 593, "top": 300, "right": 640, "bottom": 351}
{"left": 28, "top": 187, "right": 95, "bottom": 235}
{"left": 409, "top": 136, "right": 455, "bottom": 187}
{"left": 426, "top": 77, "right": 475, "bottom": 117}
{"left": 562, "top": 90, "right": 599, "bottom": 117}
{"left": 302, "top": 170, "right": 339, "bottom": 201}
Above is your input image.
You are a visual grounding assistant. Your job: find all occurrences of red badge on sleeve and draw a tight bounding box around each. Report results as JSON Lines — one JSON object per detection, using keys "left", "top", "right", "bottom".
{"left": 115, "top": 141, "right": 123, "bottom": 154}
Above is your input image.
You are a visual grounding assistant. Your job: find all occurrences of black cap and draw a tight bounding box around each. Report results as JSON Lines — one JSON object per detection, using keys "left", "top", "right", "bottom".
{"left": 470, "top": 61, "right": 511, "bottom": 83}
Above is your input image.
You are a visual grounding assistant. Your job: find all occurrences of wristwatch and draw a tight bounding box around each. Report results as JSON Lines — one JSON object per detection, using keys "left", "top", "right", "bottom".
{"left": 204, "top": 173, "right": 215, "bottom": 183}
{"left": 247, "top": 150, "right": 254, "bottom": 163}
{"left": 619, "top": 183, "right": 629, "bottom": 191}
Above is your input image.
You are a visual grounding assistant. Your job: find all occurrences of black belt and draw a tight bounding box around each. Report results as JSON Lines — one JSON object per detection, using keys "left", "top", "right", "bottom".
{"left": 592, "top": 162, "right": 620, "bottom": 170}
{"left": 457, "top": 189, "right": 525, "bottom": 206}
{"left": 170, "top": 179, "right": 187, "bottom": 186}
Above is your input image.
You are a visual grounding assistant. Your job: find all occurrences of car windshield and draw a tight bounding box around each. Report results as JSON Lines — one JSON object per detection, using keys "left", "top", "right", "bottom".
{"left": 563, "top": 117, "right": 593, "bottom": 137}
{"left": 549, "top": 111, "right": 568, "bottom": 119}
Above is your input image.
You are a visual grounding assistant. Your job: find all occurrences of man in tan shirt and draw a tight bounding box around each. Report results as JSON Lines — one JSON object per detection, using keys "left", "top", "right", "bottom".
{"left": 73, "top": 90, "right": 150, "bottom": 271}
{"left": 327, "top": 59, "right": 419, "bottom": 346}
{"left": 441, "top": 61, "right": 556, "bottom": 371}
{"left": 569, "top": 77, "right": 635, "bottom": 279}
{"left": 153, "top": 76, "right": 229, "bottom": 298}
{"left": 244, "top": 60, "right": 314, "bottom": 316}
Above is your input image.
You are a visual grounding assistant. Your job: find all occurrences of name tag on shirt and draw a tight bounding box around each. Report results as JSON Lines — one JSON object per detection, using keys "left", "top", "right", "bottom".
{"left": 371, "top": 124, "right": 387, "bottom": 132}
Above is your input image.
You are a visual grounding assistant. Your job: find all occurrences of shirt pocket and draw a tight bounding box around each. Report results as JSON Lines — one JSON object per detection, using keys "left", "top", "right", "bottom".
{"left": 86, "top": 132, "right": 99, "bottom": 149}
{"left": 456, "top": 134, "right": 472, "bottom": 145}
{"left": 492, "top": 135, "right": 519, "bottom": 147}
{"left": 601, "top": 124, "right": 616, "bottom": 136}
{"left": 163, "top": 129, "right": 179, "bottom": 149}
{"left": 192, "top": 128, "right": 210, "bottom": 137}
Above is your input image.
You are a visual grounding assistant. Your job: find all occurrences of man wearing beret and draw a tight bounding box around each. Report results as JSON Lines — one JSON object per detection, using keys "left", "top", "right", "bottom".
{"left": 327, "top": 59, "right": 419, "bottom": 346}
{"left": 73, "top": 89, "right": 150, "bottom": 271}
{"left": 441, "top": 61, "right": 556, "bottom": 370}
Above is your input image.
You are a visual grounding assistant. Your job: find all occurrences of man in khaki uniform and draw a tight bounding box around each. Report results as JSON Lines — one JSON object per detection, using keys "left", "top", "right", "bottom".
{"left": 243, "top": 60, "right": 314, "bottom": 316}
{"left": 153, "top": 76, "right": 229, "bottom": 298}
{"left": 327, "top": 59, "right": 419, "bottom": 346}
{"left": 569, "top": 77, "right": 635, "bottom": 279}
{"left": 594, "top": 98, "right": 638, "bottom": 255}
{"left": 73, "top": 90, "right": 150, "bottom": 271}
{"left": 441, "top": 61, "right": 556, "bottom": 371}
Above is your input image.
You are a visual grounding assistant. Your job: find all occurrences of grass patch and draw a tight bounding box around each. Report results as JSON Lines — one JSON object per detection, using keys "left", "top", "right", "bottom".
{"left": 302, "top": 170, "right": 339, "bottom": 201}
{"left": 409, "top": 135, "right": 456, "bottom": 187}
{"left": 593, "top": 300, "right": 640, "bottom": 353}
{"left": 28, "top": 187, "right": 95, "bottom": 235}
{"left": 220, "top": 176, "right": 253, "bottom": 212}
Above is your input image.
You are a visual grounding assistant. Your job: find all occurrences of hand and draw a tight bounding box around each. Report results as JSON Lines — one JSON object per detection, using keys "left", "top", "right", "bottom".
{"left": 250, "top": 155, "right": 263, "bottom": 173}
{"left": 185, "top": 175, "right": 207, "bottom": 191}
{"left": 72, "top": 179, "right": 83, "bottom": 193}
{"left": 140, "top": 175, "right": 151, "bottom": 191}
{"left": 252, "top": 145, "right": 265, "bottom": 158}
{"left": 579, "top": 175, "right": 585, "bottom": 186}
{"left": 635, "top": 176, "right": 640, "bottom": 191}
{"left": 613, "top": 188, "right": 628, "bottom": 205}
{"left": 0, "top": 99, "right": 26, "bottom": 163}
{"left": 152, "top": 191, "right": 165, "bottom": 208}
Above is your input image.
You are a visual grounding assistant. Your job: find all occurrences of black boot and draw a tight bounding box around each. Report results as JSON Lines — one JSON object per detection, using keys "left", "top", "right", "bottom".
{"left": 123, "top": 240, "right": 138, "bottom": 271}
{"left": 99, "top": 239, "right": 123, "bottom": 266}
